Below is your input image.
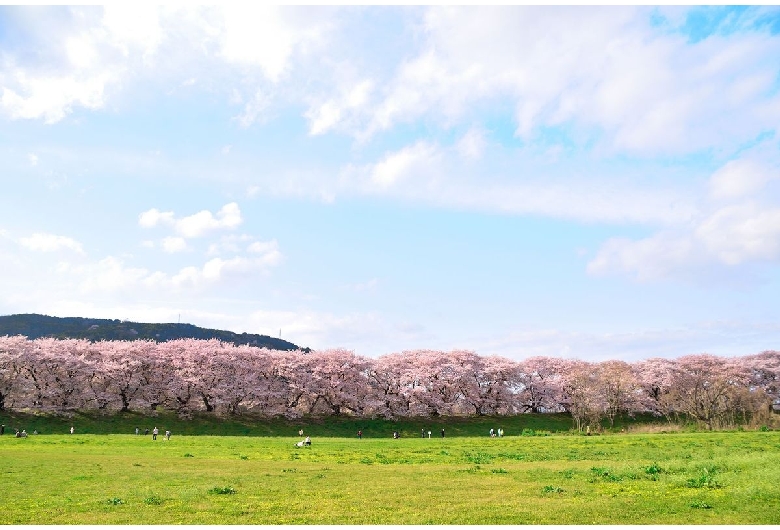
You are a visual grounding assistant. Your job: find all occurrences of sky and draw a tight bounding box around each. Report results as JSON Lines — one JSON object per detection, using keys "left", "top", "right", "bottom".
{"left": 1, "top": 5, "right": 780, "bottom": 362}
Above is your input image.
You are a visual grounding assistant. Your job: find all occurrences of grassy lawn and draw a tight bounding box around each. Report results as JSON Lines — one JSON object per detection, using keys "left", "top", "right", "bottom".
{"left": 1, "top": 427, "right": 779, "bottom": 524}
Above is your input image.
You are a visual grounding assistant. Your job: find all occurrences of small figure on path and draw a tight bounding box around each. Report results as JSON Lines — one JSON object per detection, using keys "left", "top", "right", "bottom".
{"left": 144, "top": 428, "right": 149, "bottom": 435}
{"left": 427, "top": 430, "right": 431, "bottom": 439}
{"left": 441, "top": 429, "right": 445, "bottom": 438}
{"left": 165, "top": 430, "right": 171, "bottom": 441}
{"left": 135, "top": 427, "right": 140, "bottom": 435}
{"left": 421, "top": 428, "right": 425, "bottom": 438}
{"left": 152, "top": 427, "right": 159, "bottom": 440}
{"left": 299, "top": 429, "right": 304, "bottom": 436}
{"left": 70, "top": 426, "right": 74, "bottom": 435}
{"left": 304, "top": 436, "right": 311, "bottom": 446}
{"left": 357, "top": 430, "right": 362, "bottom": 439}
{"left": 1, "top": 424, "right": 5, "bottom": 435}
{"left": 393, "top": 431, "right": 399, "bottom": 439}
{"left": 489, "top": 428, "right": 494, "bottom": 437}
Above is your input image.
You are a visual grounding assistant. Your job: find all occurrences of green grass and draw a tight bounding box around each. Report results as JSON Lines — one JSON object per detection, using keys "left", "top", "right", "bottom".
{"left": 0, "top": 409, "right": 580, "bottom": 437}
{"left": 1, "top": 429, "right": 779, "bottom": 523}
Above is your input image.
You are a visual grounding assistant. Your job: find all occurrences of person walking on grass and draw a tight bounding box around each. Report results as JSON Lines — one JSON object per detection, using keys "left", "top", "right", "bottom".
{"left": 152, "top": 427, "right": 159, "bottom": 440}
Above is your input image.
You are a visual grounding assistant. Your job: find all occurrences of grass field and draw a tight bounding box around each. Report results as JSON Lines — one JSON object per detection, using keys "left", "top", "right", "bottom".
{"left": 1, "top": 419, "right": 779, "bottom": 524}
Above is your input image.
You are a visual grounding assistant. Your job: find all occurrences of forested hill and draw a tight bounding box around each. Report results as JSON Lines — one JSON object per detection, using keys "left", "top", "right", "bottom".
{"left": 0, "top": 314, "right": 303, "bottom": 351}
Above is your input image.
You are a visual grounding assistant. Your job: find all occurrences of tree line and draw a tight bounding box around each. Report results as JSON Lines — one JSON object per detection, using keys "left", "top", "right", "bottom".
{"left": 0, "top": 336, "right": 777, "bottom": 430}
{"left": 0, "top": 314, "right": 301, "bottom": 350}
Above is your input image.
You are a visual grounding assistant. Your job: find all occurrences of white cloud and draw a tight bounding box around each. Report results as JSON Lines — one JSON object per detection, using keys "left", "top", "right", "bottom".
{"left": 351, "top": 278, "right": 378, "bottom": 292}
{"left": 138, "top": 208, "right": 175, "bottom": 228}
{"left": 587, "top": 204, "right": 780, "bottom": 281}
{"left": 73, "top": 256, "right": 155, "bottom": 293}
{"left": 305, "top": 79, "right": 374, "bottom": 136}
{"left": 18, "top": 233, "right": 84, "bottom": 254}
{"left": 246, "top": 240, "right": 274, "bottom": 254}
{"left": 207, "top": 234, "right": 253, "bottom": 256}
{"left": 588, "top": 148, "right": 780, "bottom": 281}
{"left": 139, "top": 203, "right": 242, "bottom": 238}
{"left": 587, "top": 232, "right": 700, "bottom": 282}
{"left": 339, "top": 140, "right": 696, "bottom": 225}
{"left": 100, "top": 5, "right": 163, "bottom": 61}
{"left": 478, "top": 321, "right": 780, "bottom": 362}
{"left": 234, "top": 90, "right": 271, "bottom": 128}
{"left": 0, "top": 6, "right": 167, "bottom": 123}
{"left": 218, "top": 6, "right": 295, "bottom": 82}
{"left": 171, "top": 255, "right": 277, "bottom": 288}
{"left": 27, "top": 153, "right": 39, "bottom": 166}
{"left": 240, "top": 308, "right": 386, "bottom": 351}
{"left": 318, "top": 7, "right": 780, "bottom": 157}
{"left": 1, "top": 70, "right": 113, "bottom": 123}
{"left": 59, "top": 250, "right": 281, "bottom": 296}
{"left": 176, "top": 203, "right": 242, "bottom": 238}
{"left": 161, "top": 236, "right": 188, "bottom": 253}
{"left": 3, "top": 5, "right": 777, "bottom": 160}
{"left": 370, "top": 141, "right": 441, "bottom": 188}
{"left": 307, "top": 100, "right": 342, "bottom": 136}
{"left": 457, "top": 127, "right": 486, "bottom": 160}
{"left": 696, "top": 203, "right": 780, "bottom": 266}
{"left": 709, "top": 159, "right": 775, "bottom": 200}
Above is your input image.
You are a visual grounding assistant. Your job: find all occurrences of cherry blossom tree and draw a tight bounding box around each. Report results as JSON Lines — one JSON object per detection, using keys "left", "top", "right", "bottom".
{"left": 369, "top": 352, "right": 417, "bottom": 418}
{"left": 560, "top": 360, "right": 604, "bottom": 431}
{"left": 632, "top": 357, "right": 677, "bottom": 417}
{"left": 456, "top": 352, "right": 522, "bottom": 416}
{"left": 742, "top": 351, "right": 780, "bottom": 402}
{"left": 402, "top": 350, "right": 471, "bottom": 416}
{"left": 1, "top": 335, "right": 776, "bottom": 425}
{"left": 85, "top": 340, "right": 156, "bottom": 411}
{"left": 0, "top": 335, "right": 28, "bottom": 410}
{"left": 156, "top": 340, "right": 200, "bottom": 415}
{"left": 666, "top": 354, "right": 750, "bottom": 429}
{"left": 237, "top": 346, "right": 292, "bottom": 416}
{"left": 285, "top": 349, "right": 375, "bottom": 416}
{"left": 517, "top": 356, "right": 570, "bottom": 413}
{"left": 26, "top": 338, "right": 91, "bottom": 412}
{"left": 596, "top": 360, "right": 640, "bottom": 426}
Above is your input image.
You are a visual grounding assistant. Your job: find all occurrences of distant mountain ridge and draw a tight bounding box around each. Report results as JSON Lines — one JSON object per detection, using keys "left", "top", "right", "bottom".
{"left": 0, "top": 314, "right": 303, "bottom": 351}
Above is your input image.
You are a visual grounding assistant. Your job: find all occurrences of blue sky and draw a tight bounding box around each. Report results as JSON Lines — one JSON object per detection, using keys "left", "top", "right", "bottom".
{"left": 1, "top": 5, "right": 780, "bottom": 361}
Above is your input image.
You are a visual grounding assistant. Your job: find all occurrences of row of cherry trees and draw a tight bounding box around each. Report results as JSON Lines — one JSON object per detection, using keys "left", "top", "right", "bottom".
{"left": 1, "top": 336, "right": 777, "bottom": 429}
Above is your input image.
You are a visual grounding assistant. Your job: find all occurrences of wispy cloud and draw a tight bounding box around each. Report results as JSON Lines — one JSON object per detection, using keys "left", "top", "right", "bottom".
{"left": 588, "top": 140, "right": 780, "bottom": 282}
{"left": 18, "top": 233, "right": 84, "bottom": 254}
